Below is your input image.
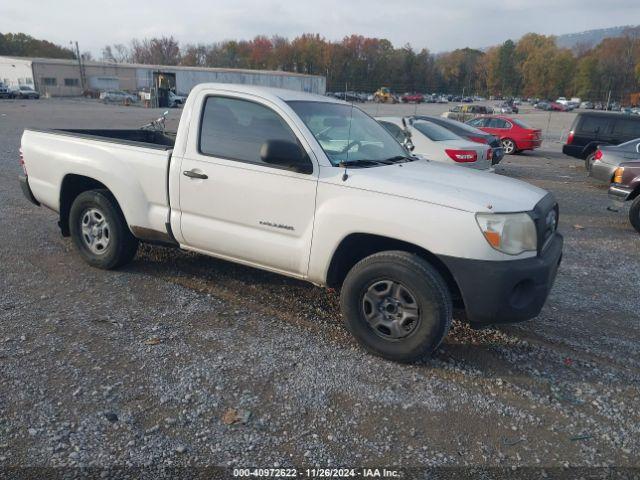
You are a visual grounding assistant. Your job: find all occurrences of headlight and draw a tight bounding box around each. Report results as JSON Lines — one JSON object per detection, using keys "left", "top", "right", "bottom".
{"left": 476, "top": 212, "right": 537, "bottom": 255}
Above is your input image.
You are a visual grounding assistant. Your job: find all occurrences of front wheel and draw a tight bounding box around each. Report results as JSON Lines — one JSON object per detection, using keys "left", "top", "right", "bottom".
{"left": 340, "top": 251, "right": 452, "bottom": 363}
{"left": 69, "top": 189, "right": 139, "bottom": 269}
{"left": 629, "top": 196, "right": 640, "bottom": 233}
{"left": 501, "top": 138, "right": 516, "bottom": 155}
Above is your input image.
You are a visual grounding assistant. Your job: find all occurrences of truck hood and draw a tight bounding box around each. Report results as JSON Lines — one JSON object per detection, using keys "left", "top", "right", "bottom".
{"left": 336, "top": 159, "right": 547, "bottom": 213}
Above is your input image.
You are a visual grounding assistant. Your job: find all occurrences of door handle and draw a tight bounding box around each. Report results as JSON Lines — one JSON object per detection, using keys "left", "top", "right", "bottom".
{"left": 183, "top": 170, "right": 208, "bottom": 179}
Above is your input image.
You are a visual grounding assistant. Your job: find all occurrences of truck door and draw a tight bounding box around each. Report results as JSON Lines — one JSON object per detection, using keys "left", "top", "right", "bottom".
{"left": 176, "top": 94, "right": 318, "bottom": 277}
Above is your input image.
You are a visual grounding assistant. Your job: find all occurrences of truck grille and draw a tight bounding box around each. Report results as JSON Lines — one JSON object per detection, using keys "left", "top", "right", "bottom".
{"left": 531, "top": 194, "right": 559, "bottom": 254}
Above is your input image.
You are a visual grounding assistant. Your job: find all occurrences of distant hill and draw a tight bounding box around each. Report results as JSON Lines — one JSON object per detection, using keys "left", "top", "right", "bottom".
{"left": 555, "top": 25, "right": 640, "bottom": 50}
{"left": 0, "top": 32, "right": 75, "bottom": 59}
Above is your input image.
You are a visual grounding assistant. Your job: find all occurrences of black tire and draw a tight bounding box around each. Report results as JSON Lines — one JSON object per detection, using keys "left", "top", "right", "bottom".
{"left": 629, "top": 196, "right": 640, "bottom": 233}
{"left": 340, "top": 251, "right": 452, "bottom": 363}
{"left": 69, "top": 189, "right": 138, "bottom": 269}
{"left": 585, "top": 152, "right": 595, "bottom": 173}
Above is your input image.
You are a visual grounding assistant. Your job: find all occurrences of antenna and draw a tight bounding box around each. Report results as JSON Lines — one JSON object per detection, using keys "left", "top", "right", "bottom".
{"left": 342, "top": 102, "right": 355, "bottom": 182}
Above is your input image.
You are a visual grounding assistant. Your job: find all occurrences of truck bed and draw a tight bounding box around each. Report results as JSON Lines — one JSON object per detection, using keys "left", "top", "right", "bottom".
{"left": 28, "top": 128, "right": 175, "bottom": 150}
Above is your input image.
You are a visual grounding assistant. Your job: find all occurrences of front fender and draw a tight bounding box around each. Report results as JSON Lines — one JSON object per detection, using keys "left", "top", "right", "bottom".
{"left": 307, "top": 181, "right": 527, "bottom": 285}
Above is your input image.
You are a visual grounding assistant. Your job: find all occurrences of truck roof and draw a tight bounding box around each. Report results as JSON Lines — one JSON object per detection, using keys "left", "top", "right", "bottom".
{"left": 190, "top": 83, "right": 344, "bottom": 104}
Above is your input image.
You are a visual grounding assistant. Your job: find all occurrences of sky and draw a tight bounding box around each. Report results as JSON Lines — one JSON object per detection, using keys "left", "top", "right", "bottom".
{"left": 1, "top": 0, "right": 639, "bottom": 57}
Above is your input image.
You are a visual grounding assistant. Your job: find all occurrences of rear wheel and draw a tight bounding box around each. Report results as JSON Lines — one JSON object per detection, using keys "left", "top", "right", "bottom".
{"left": 629, "top": 196, "right": 640, "bottom": 233}
{"left": 69, "top": 189, "right": 138, "bottom": 269}
{"left": 340, "top": 251, "right": 452, "bottom": 363}
{"left": 501, "top": 138, "right": 516, "bottom": 155}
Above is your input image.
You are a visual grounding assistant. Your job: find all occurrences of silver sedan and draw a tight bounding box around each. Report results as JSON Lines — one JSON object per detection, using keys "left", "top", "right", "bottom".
{"left": 590, "top": 138, "right": 640, "bottom": 183}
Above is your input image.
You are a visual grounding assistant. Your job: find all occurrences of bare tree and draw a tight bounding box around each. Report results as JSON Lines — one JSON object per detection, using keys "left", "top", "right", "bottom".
{"left": 130, "top": 36, "right": 180, "bottom": 65}
{"left": 101, "top": 43, "right": 130, "bottom": 63}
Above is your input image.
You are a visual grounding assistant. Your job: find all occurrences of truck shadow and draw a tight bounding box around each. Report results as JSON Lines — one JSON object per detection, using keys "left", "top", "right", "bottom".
{"left": 122, "top": 243, "right": 638, "bottom": 392}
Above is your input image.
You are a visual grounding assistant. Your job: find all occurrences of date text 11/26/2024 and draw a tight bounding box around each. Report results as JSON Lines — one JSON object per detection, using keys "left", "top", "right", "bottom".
{"left": 232, "top": 468, "right": 401, "bottom": 478}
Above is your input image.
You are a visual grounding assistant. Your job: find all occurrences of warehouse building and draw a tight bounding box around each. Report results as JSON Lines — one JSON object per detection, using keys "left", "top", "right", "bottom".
{"left": 0, "top": 56, "right": 326, "bottom": 98}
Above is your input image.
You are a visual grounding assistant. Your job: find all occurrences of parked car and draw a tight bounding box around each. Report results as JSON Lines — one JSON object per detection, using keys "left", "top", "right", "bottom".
{"left": 550, "top": 102, "right": 569, "bottom": 112}
{"left": 442, "top": 104, "right": 492, "bottom": 122}
{"left": 169, "top": 91, "right": 187, "bottom": 108}
{"left": 497, "top": 102, "right": 519, "bottom": 114}
{"left": 562, "top": 112, "right": 640, "bottom": 170}
{"left": 333, "top": 91, "right": 365, "bottom": 103}
{"left": 19, "top": 83, "right": 563, "bottom": 363}
{"left": 608, "top": 159, "right": 640, "bottom": 233}
{"left": 410, "top": 115, "right": 505, "bottom": 165}
{"left": 376, "top": 117, "right": 493, "bottom": 170}
{"left": 466, "top": 115, "right": 542, "bottom": 155}
{"left": 401, "top": 92, "right": 424, "bottom": 103}
{"left": 0, "top": 82, "right": 11, "bottom": 99}
{"left": 534, "top": 101, "right": 552, "bottom": 111}
{"left": 11, "top": 85, "right": 40, "bottom": 99}
{"left": 100, "top": 90, "right": 138, "bottom": 104}
{"left": 590, "top": 138, "right": 640, "bottom": 183}
{"left": 580, "top": 101, "right": 594, "bottom": 109}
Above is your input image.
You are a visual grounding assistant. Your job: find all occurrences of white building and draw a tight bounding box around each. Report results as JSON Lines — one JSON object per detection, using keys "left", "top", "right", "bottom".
{"left": 0, "top": 56, "right": 326, "bottom": 97}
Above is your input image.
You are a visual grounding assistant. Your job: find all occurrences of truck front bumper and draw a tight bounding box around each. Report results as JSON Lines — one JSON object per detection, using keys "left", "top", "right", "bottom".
{"left": 439, "top": 234, "right": 563, "bottom": 327}
{"left": 19, "top": 175, "right": 40, "bottom": 206}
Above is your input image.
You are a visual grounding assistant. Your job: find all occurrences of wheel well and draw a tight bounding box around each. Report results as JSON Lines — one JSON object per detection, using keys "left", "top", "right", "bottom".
{"left": 630, "top": 186, "right": 640, "bottom": 201}
{"left": 59, "top": 175, "right": 109, "bottom": 236}
{"left": 582, "top": 142, "right": 606, "bottom": 159}
{"left": 326, "top": 233, "right": 463, "bottom": 307}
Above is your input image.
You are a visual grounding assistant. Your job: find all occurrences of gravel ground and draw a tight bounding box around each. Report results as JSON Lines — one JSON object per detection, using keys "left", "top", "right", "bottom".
{"left": 0, "top": 98, "right": 639, "bottom": 473}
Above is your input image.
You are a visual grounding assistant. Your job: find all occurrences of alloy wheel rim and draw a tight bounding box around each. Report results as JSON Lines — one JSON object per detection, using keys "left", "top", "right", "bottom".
{"left": 502, "top": 139, "right": 515, "bottom": 154}
{"left": 80, "top": 208, "right": 111, "bottom": 255}
{"left": 361, "top": 279, "right": 421, "bottom": 340}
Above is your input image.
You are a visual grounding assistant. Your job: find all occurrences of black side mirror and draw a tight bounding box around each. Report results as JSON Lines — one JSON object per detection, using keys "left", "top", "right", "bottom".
{"left": 260, "top": 140, "right": 312, "bottom": 174}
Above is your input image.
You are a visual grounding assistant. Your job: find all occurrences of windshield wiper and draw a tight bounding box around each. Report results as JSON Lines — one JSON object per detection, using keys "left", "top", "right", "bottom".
{"left": 383, "top": 155, "right": 415, "bottom": 163}
{"left": 338, "top": 159, "right": 391, "bottom": 168}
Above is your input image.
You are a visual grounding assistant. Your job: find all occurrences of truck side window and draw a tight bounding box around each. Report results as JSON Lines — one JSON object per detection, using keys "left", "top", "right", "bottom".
{"left": 199, "top": 96, "right": 308, "bottom": 171}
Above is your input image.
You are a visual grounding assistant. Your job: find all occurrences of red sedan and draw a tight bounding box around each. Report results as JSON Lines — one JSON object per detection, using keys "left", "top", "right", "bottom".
{"left": 401, "top": 92, "right": 424, "bottom": 103}
{"left": 550, "top": 102, "right": 569, "bottom": 112}
{"left": 466, "top": 115, "right": 542, "bottom": 155}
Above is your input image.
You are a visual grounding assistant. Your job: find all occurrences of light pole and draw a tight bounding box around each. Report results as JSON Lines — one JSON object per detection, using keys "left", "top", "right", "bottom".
{"left": 70, "top": 41, "right": 86, "bottom": 91}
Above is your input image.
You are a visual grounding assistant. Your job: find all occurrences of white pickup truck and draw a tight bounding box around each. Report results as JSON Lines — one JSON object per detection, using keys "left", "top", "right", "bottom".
{"left": 19, "top": 83, "right": 563, "bottom": 362}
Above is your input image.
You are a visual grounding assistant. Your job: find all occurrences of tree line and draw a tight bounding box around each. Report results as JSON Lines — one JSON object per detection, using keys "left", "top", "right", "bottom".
{"left": 101, "top": 29, "right": 640, "bottom": 102}
{"left": 3, "top": 30, "right": 640, "bottom": 102}
{"left": 0, "top": 32, "right": 75, "bottom": 59}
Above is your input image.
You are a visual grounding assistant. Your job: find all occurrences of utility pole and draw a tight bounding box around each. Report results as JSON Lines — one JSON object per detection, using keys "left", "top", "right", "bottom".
{"left": 70, "top": 41, "right": 86, "bottom": 91}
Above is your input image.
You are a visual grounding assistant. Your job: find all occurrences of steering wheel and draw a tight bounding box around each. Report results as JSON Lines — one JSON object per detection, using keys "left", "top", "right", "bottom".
{"left": 341, "top": 140, "right": 361, "bottom": 153}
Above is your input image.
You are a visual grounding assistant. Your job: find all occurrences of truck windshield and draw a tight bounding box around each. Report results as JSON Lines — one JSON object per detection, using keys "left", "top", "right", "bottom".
{"left": 287, "top": 101, "right": 409, "bottom": 166}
